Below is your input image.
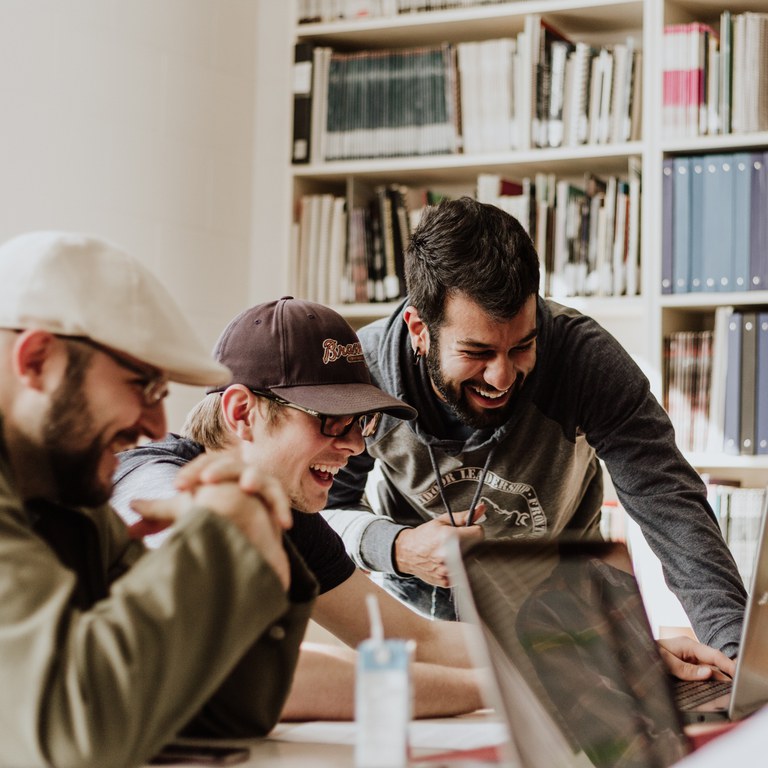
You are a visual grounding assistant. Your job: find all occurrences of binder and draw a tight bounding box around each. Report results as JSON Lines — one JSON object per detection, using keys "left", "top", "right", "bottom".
{"left": 723, "top": 310, "right": 742, "bottom": 454}
{"left": 730, "top": 152, "right": 752, "bottom": 291}
{"left": 661, "top": 158, "right": 674, "bottom": 294}
{"left": 700, "top": 154, "right": 728, "bottom": 292}
{"left": 757, "top": 313, "right": 768, "bottom": 454}
{"left": 688, "top": 157, "right": 706, "bottom": 292}
{"left": 740, "top": 312, "right": 758, "bottom": 455}
{"left": 749, "top": 152, "right": 768, "bottom": 290}
{"left": 672, "top": 157, "right": 692, "bottom": 293}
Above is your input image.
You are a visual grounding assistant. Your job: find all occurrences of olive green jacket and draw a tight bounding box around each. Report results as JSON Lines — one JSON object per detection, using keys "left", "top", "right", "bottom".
{"left": 0, "top": 434, "right": 317, "bottom": 768}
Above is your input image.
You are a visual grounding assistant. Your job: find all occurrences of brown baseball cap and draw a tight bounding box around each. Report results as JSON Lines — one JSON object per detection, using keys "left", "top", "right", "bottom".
{"left": 209, "top": 297, "right": 416, "bottom": 420}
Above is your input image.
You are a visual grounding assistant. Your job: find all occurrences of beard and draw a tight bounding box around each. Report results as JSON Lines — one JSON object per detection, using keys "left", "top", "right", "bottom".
{"left": 40, "top": 357, "right": 122, "bottom": 507}
{"left": 425, "top": 336, "right": 519, "bottom": 430}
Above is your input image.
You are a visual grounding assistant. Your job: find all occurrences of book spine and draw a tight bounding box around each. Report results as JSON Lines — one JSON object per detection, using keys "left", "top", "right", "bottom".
{"left": 292, "top": 42, "right": 315, "bottom": 164}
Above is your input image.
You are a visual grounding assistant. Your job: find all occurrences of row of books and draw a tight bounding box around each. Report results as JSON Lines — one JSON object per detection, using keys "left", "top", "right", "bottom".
{"left": 664, "top": 329, "right": 713, "bottom": 453}
{"left": 706, "top": 484, "right": 766, "bottom": 587}
{"left": 661, "top": 151, "right": 768, "bottom": 295}
{"left": 662, "top": 12, "right": 768, "bottom": 139}
{"left": 531, "top": 162, "right": 641, "bottom": 299}
{"left": 458, "top": 32, "right": 641, "bottom": 154}
{"left": 298, "top": 0, "right": 514, "bottom": 24}
{"left": 599, "top": 485, "right": 764, "bottom": 587}
{"left": 292, "top": 164, "right": 640, "bottom": 305}
{"left": 663, "top": 309, "right": 768, "bottom": 456}
{"left": 291, "top": 18, "right": 642, "bottom": 162}
{"left": 292, "top": 185, "right": 423, "bottom": 306}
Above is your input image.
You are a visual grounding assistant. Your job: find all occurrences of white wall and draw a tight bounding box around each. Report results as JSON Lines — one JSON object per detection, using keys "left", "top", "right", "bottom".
{"left": 0, "top": 0, "right": 264, "bottom": 429}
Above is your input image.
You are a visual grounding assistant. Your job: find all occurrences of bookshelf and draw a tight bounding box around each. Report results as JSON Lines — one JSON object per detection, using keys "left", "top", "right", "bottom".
{"left": 657, "top": 0, "right": 768, "bottom": 479}
{"left": 252, "top": 1, "right": 768, "bottom": 627}
{"left": 284, "top": 0, "right": 650, "bottom": 353}
{"left": 259, "top": 0, "right": 768, "bottom": 476}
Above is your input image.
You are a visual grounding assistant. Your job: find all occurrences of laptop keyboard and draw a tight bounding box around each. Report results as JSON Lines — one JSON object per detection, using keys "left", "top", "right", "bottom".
{"left": 674, "top": 679, "right": 732, "bottom": 710}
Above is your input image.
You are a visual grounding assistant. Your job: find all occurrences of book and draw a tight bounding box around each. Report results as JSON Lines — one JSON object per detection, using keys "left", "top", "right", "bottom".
{"left": 720, "top": 11, "right": 732, "bottom": 134}
{"left": 629, "top": 49, "right": 643, "bottom": 141}
{"left": 706, "top": 33, "right": 721, "bottom": 135}
{"left": 456, "top": 40, "right": 481, "bottom": 154}
{"left": 310, "top": 46, "right": 332, "bottom": 163}
{"left": 587, "top": 49, "right": 605, "bottom": 145}
{"left": 529, "top": 17, "right": 573, "bottom": 148}
{"left": 291, "top": 42, "right": 315, "bottom": 164}
{"left": 596, "top": 175, "right": 617, "bottom": 295}
{"left": 609, "top": 38, "right": 634, "bottom": 143}
{"left": 314, "top": 193, "right": 336, "bottom": 302}
{"left": 563, "top": 41, "right": 594, "bottom": 147}
{"left": 547, "top": 38, "right": 574, "bottom": 147}
{"left": 626, "top": 158, "right": 641, "bottom": 296}
{"left": 707, "top": 306, "right": 734, "bottom": 452}
{"left": 327, "top": 197, "right": 348, "bottom": 306}
{"left": 388, "top": 185, "right": 411, "bottom": 299}
{"left": 375, "top": 185, "right": 398, "bottom": 300}
{"left": 595, "top": 47, "right": 614, "bottom": 144}
{"left": 612, "top": 180, "right": 629, "bottom": 296}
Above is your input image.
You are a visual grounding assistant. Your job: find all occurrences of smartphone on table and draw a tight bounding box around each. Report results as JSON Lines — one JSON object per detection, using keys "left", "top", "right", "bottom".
{"left": 148, "top": 743, "right": 250, "bottom": 765}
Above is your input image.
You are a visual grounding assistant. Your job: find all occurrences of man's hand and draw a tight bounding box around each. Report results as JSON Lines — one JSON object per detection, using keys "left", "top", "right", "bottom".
{"left": 130, "top": 478, "right": 292, "bottom": 590}
{"left": 394, "top": 509, "right": 485, "bottom": 587}
{"left": 174, "top": 447, "right": 292, "bottom": 528}
{"left": 657, "top": 635, "right": 736, "bottom": 681}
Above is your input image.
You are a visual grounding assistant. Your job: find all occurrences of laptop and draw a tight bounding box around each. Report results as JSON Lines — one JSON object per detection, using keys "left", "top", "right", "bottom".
{"left": 672, "top": 489, "right": 768, "bottom": 723}
{"left": 449, "top": 537, "right": 692, "bottom": 768}
{"left": 447, "top": 502, "right": 768, "bottom": 768}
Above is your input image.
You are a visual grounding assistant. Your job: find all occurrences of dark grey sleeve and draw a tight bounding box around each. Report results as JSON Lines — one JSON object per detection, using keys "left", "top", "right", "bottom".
{"left": 560, "top": 323, "right": 747, "bottom": 655}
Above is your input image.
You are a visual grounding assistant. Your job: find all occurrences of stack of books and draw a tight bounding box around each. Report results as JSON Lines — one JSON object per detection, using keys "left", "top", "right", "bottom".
{"left": 662, "top": 12, "right": 768, "bottom": 139}
{"left": 663, "top": 309, "right": 768, "bottom": 457}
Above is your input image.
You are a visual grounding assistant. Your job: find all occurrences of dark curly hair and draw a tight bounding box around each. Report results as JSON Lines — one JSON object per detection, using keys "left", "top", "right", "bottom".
{"left": 405, "top": 196, "right": 540, "bottom": 329}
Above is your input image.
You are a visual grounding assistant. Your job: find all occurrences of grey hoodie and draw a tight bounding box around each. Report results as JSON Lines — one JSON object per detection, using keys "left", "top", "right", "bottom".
{"left": 325, "top": 296, "right": 746, "bottom": 655}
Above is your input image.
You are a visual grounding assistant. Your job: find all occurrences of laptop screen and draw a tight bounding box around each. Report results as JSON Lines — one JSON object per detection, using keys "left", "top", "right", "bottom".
{"left": 453, "top": 538, "right": 692, "bottom": 768}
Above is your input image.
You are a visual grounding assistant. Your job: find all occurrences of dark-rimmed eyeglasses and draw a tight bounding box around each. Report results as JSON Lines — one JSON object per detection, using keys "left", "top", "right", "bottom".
{"left": 252, "top": 390, "right": 381, "bottom": 438}
{"left": 67, "top": 336, "right": 169, "bottom": 407}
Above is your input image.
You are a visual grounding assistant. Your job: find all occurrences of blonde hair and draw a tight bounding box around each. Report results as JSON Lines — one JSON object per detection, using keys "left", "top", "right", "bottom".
{"left": 181, "top": 393, "right": 232, "bottom": 450}
{"left": 181, "top": 390, "right": 283, "bottom": 450}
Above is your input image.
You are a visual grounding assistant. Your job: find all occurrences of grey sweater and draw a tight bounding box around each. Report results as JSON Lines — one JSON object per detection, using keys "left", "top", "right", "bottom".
{"left": 324, "top": 296, "right": 747, "bottom": 655}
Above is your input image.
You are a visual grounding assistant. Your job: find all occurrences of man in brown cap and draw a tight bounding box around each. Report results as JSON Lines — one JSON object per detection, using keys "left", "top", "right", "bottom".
{"left": 114, "top": 296, "right": 487, "bottom": 720}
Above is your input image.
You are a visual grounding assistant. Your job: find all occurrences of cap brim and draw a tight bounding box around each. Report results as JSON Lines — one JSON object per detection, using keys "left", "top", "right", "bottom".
{"left": 272, "top": 383, "right": 416, "bottom": 420}
{"left": 162, "top": 358, "right": 232, "bottom": 388}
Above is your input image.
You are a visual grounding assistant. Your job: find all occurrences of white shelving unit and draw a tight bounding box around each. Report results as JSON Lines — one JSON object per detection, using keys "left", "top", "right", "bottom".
{"left": 252, "top": 0, "right": 768, "bottom": 627}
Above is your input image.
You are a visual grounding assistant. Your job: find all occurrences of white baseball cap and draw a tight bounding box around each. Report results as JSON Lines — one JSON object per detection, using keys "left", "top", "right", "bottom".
{"left": 0, "top": 231, "right": 230, "bottom": 387}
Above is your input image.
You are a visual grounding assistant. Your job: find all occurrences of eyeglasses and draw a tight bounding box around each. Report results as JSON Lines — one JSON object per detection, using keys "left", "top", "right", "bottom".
{"left": 252, "top": 390, "right": 382, "bottom": 438}
{"left": 67, "top": 337, "right": 169, "bottom": 407}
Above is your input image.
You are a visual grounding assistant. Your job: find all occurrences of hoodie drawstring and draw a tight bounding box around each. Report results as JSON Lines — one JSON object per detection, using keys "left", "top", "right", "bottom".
{"left": 426, "top": 444, "right": 496, "bottom": 527}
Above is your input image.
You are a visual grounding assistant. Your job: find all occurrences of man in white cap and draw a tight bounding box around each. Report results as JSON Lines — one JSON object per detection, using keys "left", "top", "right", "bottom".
{"left": 0, "top": 232, "right": 317, "bottom": 768}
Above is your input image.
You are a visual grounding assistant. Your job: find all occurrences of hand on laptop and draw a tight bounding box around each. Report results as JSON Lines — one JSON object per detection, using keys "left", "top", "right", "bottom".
{"left": 657, "top": 636, "right": 736, "bottom": 681}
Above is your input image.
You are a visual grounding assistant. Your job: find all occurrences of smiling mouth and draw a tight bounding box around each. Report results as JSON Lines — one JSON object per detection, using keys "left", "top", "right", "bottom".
{"left": 309, "top": 463, "right": 342, "bottom": 483}
{"left": 466, "top": 383, "right": 511, "bottom": 406}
